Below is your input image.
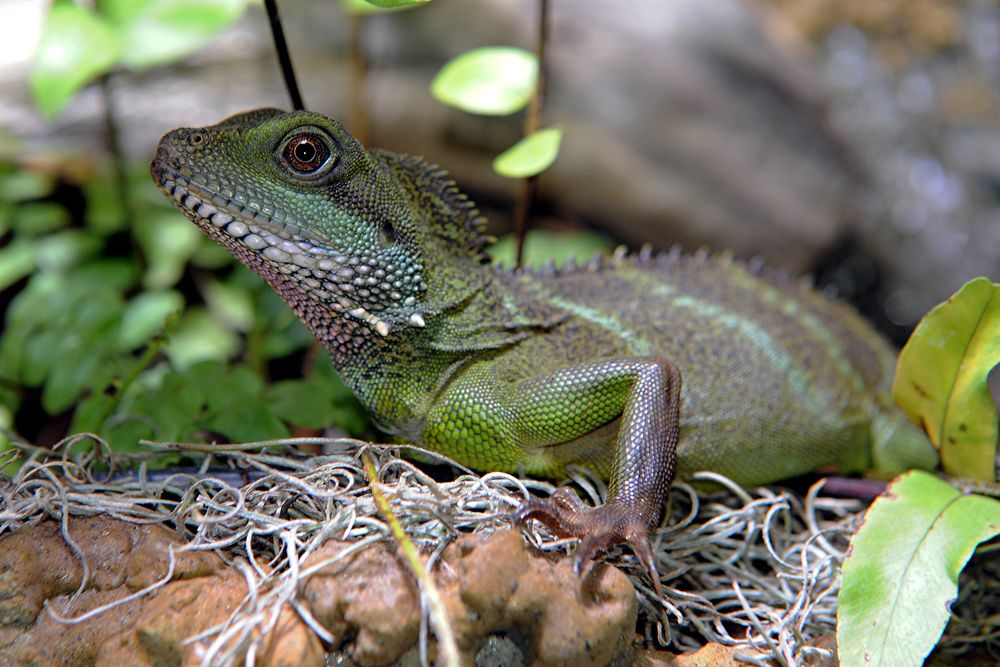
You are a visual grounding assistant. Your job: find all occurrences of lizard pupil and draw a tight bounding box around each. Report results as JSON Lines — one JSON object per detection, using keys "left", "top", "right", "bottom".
{"left": 284, "top": 135, "right": 331, "bottom": 174}
{"left": 294, "top": 141, "right": 315, "bottom": 162}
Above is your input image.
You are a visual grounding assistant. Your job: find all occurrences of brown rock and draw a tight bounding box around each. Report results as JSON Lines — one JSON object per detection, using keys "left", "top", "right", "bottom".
{"left": 303, "top": 529, "right": 637, "bottom": 667}
{"left": 0, "top": 516, "right": 321, "bottom": 667}
{"left": 4, "top": 588, "right": 142, "bottom": 667}
{"left": 302, "top": 539, "right": 422, "bottom": 666}
{"left": 0, "top": 518, "right": 638, "bottom": 666}
{"left": 0, "top": 517, "right": 218, "bottom": 653}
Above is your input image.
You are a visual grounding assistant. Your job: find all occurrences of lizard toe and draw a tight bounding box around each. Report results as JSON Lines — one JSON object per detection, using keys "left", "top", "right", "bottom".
{"left": 515, "top": 488, "right": 664, "bottom": 597}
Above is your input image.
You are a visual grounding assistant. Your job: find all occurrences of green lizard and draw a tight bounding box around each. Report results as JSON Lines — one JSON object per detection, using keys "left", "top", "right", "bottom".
{"left": 151, "top": 108, "right": 938, "bottom": 584}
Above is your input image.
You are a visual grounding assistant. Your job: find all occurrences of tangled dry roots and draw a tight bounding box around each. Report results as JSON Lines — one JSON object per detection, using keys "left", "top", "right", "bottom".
{"left": 0, "top": 435, "right": 995, "bottom": 666}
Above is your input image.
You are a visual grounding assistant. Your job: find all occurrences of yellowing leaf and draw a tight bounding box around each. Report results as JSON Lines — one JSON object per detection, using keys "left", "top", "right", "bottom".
{"left": 493, "top": 127, "right": 563, "bottom": 179}
{"left": 30, "top": 2, "right": 121, "bottom": 118}
{"left": 431, "top": 47, "right": 537, "bottom": 116}
{"left": 892, "top": 277, "right": 1000, "bottom": 481}
{"left": 838, "top": 471, "right": 1000, "bottom": 667}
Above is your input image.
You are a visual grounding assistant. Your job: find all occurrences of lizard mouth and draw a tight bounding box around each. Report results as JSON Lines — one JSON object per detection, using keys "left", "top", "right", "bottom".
{"left": 153, "top": 162, "right": 309, "bottom": 249}
{"left": 151, "top": 158, "right": 421, "bottom": 338}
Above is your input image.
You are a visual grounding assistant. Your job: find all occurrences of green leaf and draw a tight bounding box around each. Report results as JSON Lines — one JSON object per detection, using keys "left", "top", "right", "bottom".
{"left": 838, "top": 471, "right": 1000, "bottom": 667}
{"left": 102, "top": 0, "right": 251, "bottom": 69}
{"left": 165, "top": 308, "right": 240, "bottom": 370}
{"left": 203, "top": 277, "right": 256, "bottom": 332}
{"left": 488, "top": 229, "right": 613, "bottom": 270}
{"left": 30, "top": 1, "right": 121, "bottom": 118}
{"left": 431, "top": 47, "right": 537, "bottom": 116}
{"left": 34, "top": 230, "right": 102, "bottom": 271}
{"left": 342, "top": 0, "right": 428, "bottom": 12}
{"left": 12, "top": 202, "right": 70, "bottom": 236}
{"left": 0, "top": 169, "right": 54, "bottom": 202}
{"left": 892, "top": 277, "right": 1000, "bottom": 481}
{"left": 135, "top": 211, "right": 204, "bottom": 288}
{"left": 118, "top": 290, "right": 184, "bottom": 350}
{"left": 493, "top": 127, "right": 563, "bottom": 179}
{"left": 203, "top": 366, "right": 287, "bottom": 441}
{"left": 0, "top": 241, "right": 37, "bottom": 291}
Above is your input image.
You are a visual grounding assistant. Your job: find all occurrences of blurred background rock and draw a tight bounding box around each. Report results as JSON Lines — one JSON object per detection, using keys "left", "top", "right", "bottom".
{"left": 1, "top": 0, "right": 997, "bottom": 341}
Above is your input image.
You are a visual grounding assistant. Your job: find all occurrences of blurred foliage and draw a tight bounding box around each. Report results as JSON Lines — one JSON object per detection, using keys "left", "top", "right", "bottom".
{"left": 355, "top": 0, "right": 431, "bottom": 10}
{"left": 0, "top": 153, "right": 368, "bottom": 461}
{"left": 493, "top": 127, "right": 563, "bottom": 178}
{"left": 431, "top": 47, "right": 538, "bottom": 116}
{"left": 31, "top": 0, "right": 254, "bottom": 118}
{"left": 430, "top": 45, "right": 561, "bottom": 180}
{"left": 488, "top": 229, "right": 614, "bottom": 270}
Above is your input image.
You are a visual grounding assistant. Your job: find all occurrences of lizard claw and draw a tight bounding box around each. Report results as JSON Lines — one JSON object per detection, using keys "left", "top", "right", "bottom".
{"left": 514, "top": 488, "right": 665, "bottom": 598}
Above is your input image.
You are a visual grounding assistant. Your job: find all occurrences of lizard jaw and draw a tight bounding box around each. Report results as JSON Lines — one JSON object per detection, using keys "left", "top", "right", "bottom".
{"left": 152, "top": 166, "right": 425, "bottom": 339}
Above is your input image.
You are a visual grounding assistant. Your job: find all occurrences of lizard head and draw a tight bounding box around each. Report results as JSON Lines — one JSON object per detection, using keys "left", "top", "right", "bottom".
{"left": 151, "top": 108, "right": 490, "bottom": 343}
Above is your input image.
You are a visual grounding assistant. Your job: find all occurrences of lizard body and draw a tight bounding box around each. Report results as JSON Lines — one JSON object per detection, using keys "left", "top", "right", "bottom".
{"left": 152, "top": 109, "right": 938, "bottom": 577}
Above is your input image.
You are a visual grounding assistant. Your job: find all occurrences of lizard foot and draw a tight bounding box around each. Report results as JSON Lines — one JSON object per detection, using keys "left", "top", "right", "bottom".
{"left": 514, "top": 488, "right": 664, "bottom": 598}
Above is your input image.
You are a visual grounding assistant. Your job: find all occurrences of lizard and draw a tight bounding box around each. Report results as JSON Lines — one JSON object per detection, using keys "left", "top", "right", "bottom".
{"left": 151, "top": 108, "right": 939, "bottom": 587}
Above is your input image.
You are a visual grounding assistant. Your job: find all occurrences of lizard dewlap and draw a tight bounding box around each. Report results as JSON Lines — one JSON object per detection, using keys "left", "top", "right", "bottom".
{"left": 152, "top": 108, "right": 938, "bottom": 582}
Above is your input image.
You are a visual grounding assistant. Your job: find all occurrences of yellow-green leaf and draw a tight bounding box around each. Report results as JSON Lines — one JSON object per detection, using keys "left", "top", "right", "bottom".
{"left": 30, "top": 2, "right": 122, "bottom": 118}
{"left": 488, "top": 230, "right": 613, "bottom": 270}
{"left": 431, "top": 47, "right": 537, "bottom": 116}
{"left": 493, "top": 127, "right": 563, "bottom": 179}
{"left": 351, "top": 0, "right": 431, "bottom": 10}
{"left": 892, "top": 277, "right": 1000, "bottom": 481}
{"left": 838, "top": 471, "right": 1000, "bottom": 667}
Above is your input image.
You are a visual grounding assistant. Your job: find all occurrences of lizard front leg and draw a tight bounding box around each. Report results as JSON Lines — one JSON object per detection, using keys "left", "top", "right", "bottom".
{"left": 421, "top": 356, "right": 682, "bottom": 590}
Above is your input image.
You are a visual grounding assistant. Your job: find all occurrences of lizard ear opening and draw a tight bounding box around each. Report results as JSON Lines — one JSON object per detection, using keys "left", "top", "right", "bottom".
{"left": 379, "top": 221, "right": 399, "bottom": 248}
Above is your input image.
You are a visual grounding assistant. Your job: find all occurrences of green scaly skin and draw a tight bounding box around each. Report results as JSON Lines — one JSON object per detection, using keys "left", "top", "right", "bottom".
{"left": 151, "top": 109, "right": 939, "bottom": 585}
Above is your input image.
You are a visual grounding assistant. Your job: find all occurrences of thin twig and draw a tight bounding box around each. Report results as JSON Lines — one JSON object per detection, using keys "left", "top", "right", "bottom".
{"left": 264, "top": 0, "right": 305, "bottom": 111}
{"left": 513, "top": 0, "right": 549, "bottom": 268}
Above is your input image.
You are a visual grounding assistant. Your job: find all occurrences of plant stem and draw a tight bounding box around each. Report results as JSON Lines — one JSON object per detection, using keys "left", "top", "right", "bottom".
{"left": 348, "top": 13, "right": 371, "bottom": 145}
{"left": 513, "top": 0, "right": 549, "bottom": 268}
{"left": 264, "top": 0, "right": 305, "bottom": 111}
{"left": 99, "top": 75, "right": 132, "bottom": 228}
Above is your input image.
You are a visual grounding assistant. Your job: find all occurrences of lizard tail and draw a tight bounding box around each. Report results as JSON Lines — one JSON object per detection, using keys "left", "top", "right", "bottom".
{"left": 871, "top": 409, "right": 940, "bottom": 476}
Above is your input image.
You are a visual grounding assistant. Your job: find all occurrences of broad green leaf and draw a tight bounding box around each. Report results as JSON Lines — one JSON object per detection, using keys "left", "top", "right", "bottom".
{"left": 30, "top": 2, "right": 121, "bottom": 118}
{"left": 75, "top": 259, "right": 139, "bottom": 293}
{"left": 104, "top": 419, "right": 158, "bottom": 455}
{"left": 12, "top": 202, "right": 70, "bottom": 236}
{"left": 83, "top": 169, "right": 127, "bottom": 234}
{"left": 165, "top": 308, "right": 240, "bottom": 369}
{"left": 838, "top": 471, "right": 1000, "bottom": 667}
{"left": 0, "top": 241, "right": 36, "bottom": 291}
{"left": 118, "top": 290, "right": 183, "bottom": 350}
{"left": 488, "top": 229, "right": 613, "bottom": 270}
{"left": 102, "top": 0, "right": 251, "bottom": 69}
{"left": 343, "top": 0, "right": 427, "bottom": 12}
{"left": 136, "top": 211, "right": 204, "bottom": 288}
{"left": 203, "top": 277, "right": 256, "bottom": 332}
{"left": 0, "top": 169, "right": 54, "bottom": 201}
{"left": 34, "top": 229, "right": 102, "bottom": 271}
{"left": 431, "top": 47, "right": 537, "bottom": 116}
{"left": 206, "top": 402, "right": 288, "bottom": 442}
{"left": 893, "top": 277, "right": 1000, "bottom": 481}
{"left": 493, "top": 127, "right": 563, "bottom": 179}
{"left": 265, "top": 380, "right": 332, "bottom": 428}
{"left": 203, "top": 365, "right": 287, "bottom": 441}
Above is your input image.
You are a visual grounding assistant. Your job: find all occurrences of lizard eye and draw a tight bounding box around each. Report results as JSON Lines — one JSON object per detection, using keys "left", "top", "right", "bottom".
{"left": 281, "top": 133, "right": 334, "bottom": 175}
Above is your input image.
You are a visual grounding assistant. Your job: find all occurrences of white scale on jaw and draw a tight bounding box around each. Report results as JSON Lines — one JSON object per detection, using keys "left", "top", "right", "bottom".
{"left": 165, "top": 176, "right": 427, "bottom": 337}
